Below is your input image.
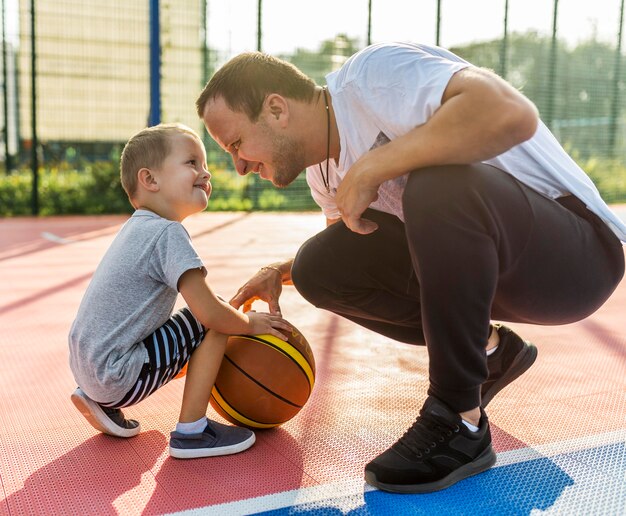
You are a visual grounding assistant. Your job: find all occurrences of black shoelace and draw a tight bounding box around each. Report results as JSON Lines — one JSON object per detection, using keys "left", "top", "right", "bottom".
{"left": 396, "top": 413, "right": 460, "bottom": 458}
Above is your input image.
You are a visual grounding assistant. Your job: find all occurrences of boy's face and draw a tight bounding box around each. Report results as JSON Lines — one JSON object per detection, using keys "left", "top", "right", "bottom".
{"left": 153, "top": 132, "right": 211, "bottom": 221}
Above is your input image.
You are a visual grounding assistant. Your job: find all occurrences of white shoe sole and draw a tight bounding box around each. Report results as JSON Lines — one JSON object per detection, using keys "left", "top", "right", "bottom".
{"left": 169, "top": 432, "right": 256, "bottom": 459}
{"left": 71, "top": 388, "right": 140, "bottom": 438}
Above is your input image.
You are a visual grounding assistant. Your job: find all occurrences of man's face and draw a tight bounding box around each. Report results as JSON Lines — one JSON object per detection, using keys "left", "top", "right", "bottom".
{"left": 202, "top": 96, "right": 306, "bottom": 188}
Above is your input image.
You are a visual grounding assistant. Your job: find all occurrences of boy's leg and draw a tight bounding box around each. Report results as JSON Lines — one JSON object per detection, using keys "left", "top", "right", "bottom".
{"left": 169, "top": 329, "right": 255, "bottom": 459}
{"left": 73, "top": 307, "right": 256, "bottom": 455}
{"left": 72, "top": 308, "right": 203, "bottom": 438}
{"left": 71, "top": 308, "right": 204, "bottom": 437}
{"left": 71, "top": 387, "right": 141, "bottom": 438}
{"left": 179, "top": 329, "right": 227, "bottom": 422}
{"left": 104, "top": 308, "right": 205, "bottom": 408}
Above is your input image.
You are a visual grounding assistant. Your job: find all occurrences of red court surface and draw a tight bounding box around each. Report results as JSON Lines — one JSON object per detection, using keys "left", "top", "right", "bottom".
{"left": 1, "top": 211, "right": 625, "bottom": 515}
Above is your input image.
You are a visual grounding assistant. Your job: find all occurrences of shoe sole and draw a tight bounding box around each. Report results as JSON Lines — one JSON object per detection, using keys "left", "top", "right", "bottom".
{"left": 169, "top": 433, "right": 256, "bottom": 459}
{"left": 481, "top": 342, "right": 538, "bottom": 408}
{"left": 71, "top": 389, "right": 140, "bottom": 438}
{"left": 364, "top": 445, "right": 497, "bottom": 494}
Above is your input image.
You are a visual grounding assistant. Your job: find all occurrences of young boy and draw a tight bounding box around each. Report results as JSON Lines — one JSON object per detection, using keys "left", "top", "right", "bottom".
{"left": 69, "top": 123, "right": 290, "bottom": 458}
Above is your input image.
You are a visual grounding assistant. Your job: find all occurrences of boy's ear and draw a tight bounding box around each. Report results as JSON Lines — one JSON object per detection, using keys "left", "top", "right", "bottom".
{"left": 137, "top": 167, "right": 160, "bottom": 192}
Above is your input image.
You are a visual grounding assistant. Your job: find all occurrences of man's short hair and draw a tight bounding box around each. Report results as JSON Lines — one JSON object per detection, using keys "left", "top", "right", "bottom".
{"left": 196, "top": 52, "right": 317, "bottom": 121}
{"left": 120, "top": 123, "right": 201, "bottom": 201}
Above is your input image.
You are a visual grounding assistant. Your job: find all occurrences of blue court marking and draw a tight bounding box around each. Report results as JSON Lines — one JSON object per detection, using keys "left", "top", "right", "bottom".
{"left": 255, "top": 442, "right": 625, "bottom": 515}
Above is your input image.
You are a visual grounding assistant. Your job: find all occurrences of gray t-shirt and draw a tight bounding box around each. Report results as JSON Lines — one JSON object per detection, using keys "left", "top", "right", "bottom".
{"left": 68, "top": 210, "right": 205, "bottom": 403}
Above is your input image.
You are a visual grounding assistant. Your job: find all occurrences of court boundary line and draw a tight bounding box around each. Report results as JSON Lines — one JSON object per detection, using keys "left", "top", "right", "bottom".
{"left": 164, "top": 429, "right": 625, "bottom": 515}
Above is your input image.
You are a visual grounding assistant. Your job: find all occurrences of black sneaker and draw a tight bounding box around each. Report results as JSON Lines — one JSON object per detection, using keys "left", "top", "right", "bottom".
{"left": 482, "top": 324, "right": 537, "bottom": 408}
{"left": 169, "top": 419, "right": 256, "bottom": 459}
{"left": 71, "top": 387, "right": 141, "bottom": 438}
{"left": 364, "top": 396, "right": 496, "bottom": 493}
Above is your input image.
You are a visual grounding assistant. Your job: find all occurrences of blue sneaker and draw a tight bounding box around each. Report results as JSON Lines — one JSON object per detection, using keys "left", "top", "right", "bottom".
{"left": 71, "top": 387, "right": 141, "bottom": 438}
{"left": 169, "top": 419, "right": 255, "bottom": 459}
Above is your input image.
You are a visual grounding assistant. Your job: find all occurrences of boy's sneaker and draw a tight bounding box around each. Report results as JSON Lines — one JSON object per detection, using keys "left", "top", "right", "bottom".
{"left": 364, "top": 396, "right": 496, "bottom": 493}
{"left": 71, "top": 387, "right": 141, "bottom": 438}
{"left": 169, "top": 419, "right": 256, "bottom": 459}
{"left": 482, "top": 324, "right": 537, "bottom": 407}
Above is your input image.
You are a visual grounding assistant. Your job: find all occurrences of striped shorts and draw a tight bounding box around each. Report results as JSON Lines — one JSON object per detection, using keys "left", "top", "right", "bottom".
{"left": 101, "top": 307, "right": 205, "bottom": 409}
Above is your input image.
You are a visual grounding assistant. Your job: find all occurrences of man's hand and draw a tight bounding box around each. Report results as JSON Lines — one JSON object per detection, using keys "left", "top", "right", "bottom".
{"left": 335, "top": 157, "right": 380, "bottom": 234}
{"left": 229, "top": 265, "right": 285, "bottom": 315}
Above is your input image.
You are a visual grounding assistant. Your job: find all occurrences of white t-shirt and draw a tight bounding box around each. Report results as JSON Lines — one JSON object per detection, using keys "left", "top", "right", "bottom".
{"left": 306, "top": 42, "right": 626, "bottom": 243}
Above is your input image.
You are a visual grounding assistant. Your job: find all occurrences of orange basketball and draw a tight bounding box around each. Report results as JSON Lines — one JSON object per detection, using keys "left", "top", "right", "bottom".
{"left": 174, "top": 363, "right": 188, "bottom": 379}
{"left": 209, "top": 324, "right": 315, "bottom": 429}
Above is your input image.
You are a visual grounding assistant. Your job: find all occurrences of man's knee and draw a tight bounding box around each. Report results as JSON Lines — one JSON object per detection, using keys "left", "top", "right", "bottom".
{"left": 291, "top": 235, "right": 331, "bottom": 306}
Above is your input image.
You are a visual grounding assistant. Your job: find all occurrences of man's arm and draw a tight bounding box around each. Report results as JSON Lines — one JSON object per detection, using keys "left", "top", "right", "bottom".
{"left": 229, "top": 218, "right": 340, "bottom": 313}
{"left": 229, "top": 258, "right": 294, "bottom": 314}
{"left": 336, "top": 67, "right": 539, "bottom": 234}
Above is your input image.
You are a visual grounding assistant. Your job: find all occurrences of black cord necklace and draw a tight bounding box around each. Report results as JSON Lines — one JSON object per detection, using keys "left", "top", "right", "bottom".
{"left": 318, "top": 86, "right": 331, "bottom": 194}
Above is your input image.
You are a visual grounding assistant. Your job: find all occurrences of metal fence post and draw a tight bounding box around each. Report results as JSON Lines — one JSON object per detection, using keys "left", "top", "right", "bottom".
{"left": 609, "top": 0, "right": 624, "bottom": 158}
{"left": 367, "top": 0, "right": 372, "bottom": 46}
{"left": 500, "top": 0, "right": 509, "bottom": 79}
{"left": 257, "top": 0, "right": 262, "bottom": 52}
{"left": 30, "top": 0, "right": 38, "bottom": 215}
{"left": 149, "top": 0, "right": 161, "bottom": 126}
{"left": 436, "top": 0, "right": 442, "bottom": 46}
{"left": 1, "top": 0, "right": 12, "bottom": 173}
{"left": 546, "top": 0, "right": 559, "bottom": 130}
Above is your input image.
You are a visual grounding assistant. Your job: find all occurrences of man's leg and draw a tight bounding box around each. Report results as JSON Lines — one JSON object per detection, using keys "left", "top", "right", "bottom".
{"left": 365, "top": 163, "right": 623, "bottom": 493}
{"left": 292, "top": 208, "right": 424, "bottom": 345}
{"left": 402, "top": 164, "right": 624, "bottom": 413}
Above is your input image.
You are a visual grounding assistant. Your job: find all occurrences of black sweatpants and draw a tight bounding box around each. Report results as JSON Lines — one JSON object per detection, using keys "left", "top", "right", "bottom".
{"left": 291, "top": 164, "right": 624, "bottom": 412}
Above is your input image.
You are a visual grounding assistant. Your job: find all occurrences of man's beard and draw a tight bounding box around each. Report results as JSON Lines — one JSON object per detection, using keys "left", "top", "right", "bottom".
{"left": 260, "top": 122, "right": 307, "bottom": 187}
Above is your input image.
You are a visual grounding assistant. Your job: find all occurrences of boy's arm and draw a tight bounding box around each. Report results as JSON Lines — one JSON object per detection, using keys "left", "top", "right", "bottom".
{"left": 179, "top": 268, "right": 250, "bottom": 334}
{"left": 178, "top": 268, "right": 288, "bottom": 339}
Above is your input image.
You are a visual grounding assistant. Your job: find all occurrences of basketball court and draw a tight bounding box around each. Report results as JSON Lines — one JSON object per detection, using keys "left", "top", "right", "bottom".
{"left": 1, "top": 210, "right": 625, "bottom": 515}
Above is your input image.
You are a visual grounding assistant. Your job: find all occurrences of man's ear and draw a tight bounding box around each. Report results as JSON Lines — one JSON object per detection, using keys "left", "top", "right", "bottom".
{"left": 137, "top": 167, "right": 160, "bottom": 192}
{"left": 265, "top": 93, "right": 289, "bottom": 125}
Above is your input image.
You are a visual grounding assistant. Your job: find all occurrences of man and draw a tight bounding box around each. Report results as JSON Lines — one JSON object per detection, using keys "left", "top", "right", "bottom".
{"left": 196, "top": 42, "right": 626, "bottom": 493}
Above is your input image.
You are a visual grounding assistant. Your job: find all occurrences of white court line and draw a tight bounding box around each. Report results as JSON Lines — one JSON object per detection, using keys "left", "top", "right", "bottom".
{"left": 41, "top": 231, "right": 76, "bottom": 244}
{"left": 166, "top": 478, "right": 376, "bottom": 516}
{"left": 165, "top": 429, "right": 625, "bottom": 516}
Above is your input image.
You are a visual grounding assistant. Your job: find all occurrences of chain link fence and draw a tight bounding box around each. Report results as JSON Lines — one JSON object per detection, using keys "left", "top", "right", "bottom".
{"left": 2, "top": 0, "right": 624, "bottom": 214}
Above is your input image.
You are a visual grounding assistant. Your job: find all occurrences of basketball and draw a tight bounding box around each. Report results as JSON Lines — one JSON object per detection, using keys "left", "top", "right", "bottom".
{"left": 174, "top": 363, "right": 188, "bottom": 379}
{"left": 209, "top": 324, "right": 315, "bottom": 429}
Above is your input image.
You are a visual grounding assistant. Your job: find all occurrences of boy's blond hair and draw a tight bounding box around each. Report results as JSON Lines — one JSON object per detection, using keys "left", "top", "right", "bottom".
{"left": 120, "top": 123, "right": 202, "bottom": 202}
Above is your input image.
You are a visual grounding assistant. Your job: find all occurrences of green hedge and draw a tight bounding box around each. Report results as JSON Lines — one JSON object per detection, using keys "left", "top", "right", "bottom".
{"left": 1, "top": 157, "right": 624, "bottom": 217}
{"left": 0, "top": 161, "right": 319, "bottom": 216}
{"left": 581, "top": 158, "right": 626, "bottom": 205}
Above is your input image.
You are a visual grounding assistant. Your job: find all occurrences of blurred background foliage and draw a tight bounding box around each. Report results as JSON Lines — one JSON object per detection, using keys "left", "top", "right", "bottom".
{"left": 1, "top": 0, "right": 624, "bottom": 216}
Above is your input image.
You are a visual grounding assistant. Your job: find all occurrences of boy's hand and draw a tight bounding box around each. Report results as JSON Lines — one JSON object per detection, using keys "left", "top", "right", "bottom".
{"left": 246, "top": 311, "right": 292, "bottom": 341}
